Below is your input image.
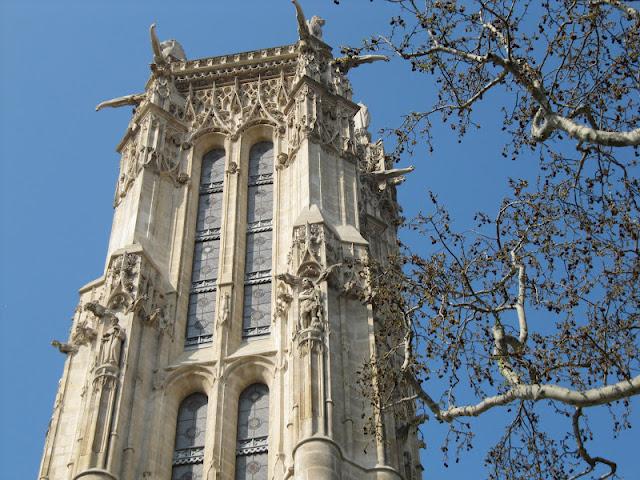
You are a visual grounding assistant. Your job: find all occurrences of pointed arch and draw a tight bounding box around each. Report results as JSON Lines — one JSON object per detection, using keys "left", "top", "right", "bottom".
{"left": 186, "top": 147, "right": 226, "bottom": 347}
{"left": 171, "top": 393, "right": 208, "bottom": 480}
{"left": 242, "top": 141, "right": 274, "bottom": 339}
{"left": 235, "top": 384, "right": 270, "bottom": 480}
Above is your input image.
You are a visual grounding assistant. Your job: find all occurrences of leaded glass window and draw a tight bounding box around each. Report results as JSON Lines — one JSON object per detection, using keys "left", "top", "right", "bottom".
{"left": 172, "top": 393, "right": 208, "bottom": 480}
{"left": 235, "top": 384, "right": 269, "bottom": 480}
{"left": 242, "top": 142, "right": 273, "bottom": 338}
{"left": 186, "top": 149, "right": 225, "bottom": 347}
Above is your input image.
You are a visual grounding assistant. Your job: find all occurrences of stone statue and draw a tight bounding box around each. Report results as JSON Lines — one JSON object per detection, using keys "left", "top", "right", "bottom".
{"left": 332, "top": 54, "right": 389, "bottom": 75}
{"left": 298, "top": 278, "right": 322, "bottom": 330}
{"left": 99, "top": 317, "right": 125, "bottom": 366}
{"left": 291, "top": 0, "right": 325, "bottom": 41}
{"left": 218, "top": 293, "right": 230, "bottom": 327}
{"left": 308, "top": 16, "right": 325, "bottom": 39}
{"left": 354, "top": 103, "right": 370, "bottom": 133}
{"left": 150, "top": 23, "right": 186, "bottom": 65}
{"left": 277, "top": 263, "right": 341, "bottom": 332}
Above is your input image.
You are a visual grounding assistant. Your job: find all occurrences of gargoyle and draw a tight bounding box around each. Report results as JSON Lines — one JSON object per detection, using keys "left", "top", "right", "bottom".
{"left": 51, "top": 340, "right": 78, "bottom": 355}
{"left": 85, "top": 301, "right": 118, "bottom": 322}
{"left": 97, "top": 24, "right": 185, "bottom": 112}
{"left": 291, "top": 0, "right": 325, "bottom": 41}
{"left": 95, "top": 93, "right": 146, "bottom": 112}
{"left": 332, "top": 54, "right": 389, "bottom": 74}
{"left": 364, "top": 165, "right": 415, "bottom": 190}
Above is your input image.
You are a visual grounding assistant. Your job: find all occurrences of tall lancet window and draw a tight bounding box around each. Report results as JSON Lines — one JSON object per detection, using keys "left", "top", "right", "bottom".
{"left": 186, "top": 149, "right": 225, "bottom": 347}
{"left": 235, "top": 384, "right": 269, "bottom": 480}
{"left": 242, "top": 142, "right": 273, "bottom": 338}
{"left": 172, "top": 393, "right": 208, "bottom": 480}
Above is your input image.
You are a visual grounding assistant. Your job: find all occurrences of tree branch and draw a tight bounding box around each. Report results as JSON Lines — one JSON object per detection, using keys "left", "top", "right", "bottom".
{"left": 569, "top": 408, "right": 617, "bottom": 480}
{"left": 593, "top": 0, "right": 640, "bottom": 20}
{"left": 412, "top": 375, "right": 640, "bottom": 422}
{"left": 532, "top": 108, "right": 640, "bottom": 146}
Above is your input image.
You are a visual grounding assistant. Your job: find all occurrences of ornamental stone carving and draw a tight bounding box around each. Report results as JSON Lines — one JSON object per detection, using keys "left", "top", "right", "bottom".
{"left": 285, "top": 82, "right": 358, "bottom": 160}
{"left": 274, "top": 281, "right": 293, "bottom": 322}
{"left": 298, "top": 278, "right": 323, "bottom": 331}
{"left": 338, "top": 255, "right": 369, "bottom": 300}
{"left": 185, "top": 73, "right": 292, "bottom": 140}
{"left": 99, "top": 317, "right": 125, "bottom": 367}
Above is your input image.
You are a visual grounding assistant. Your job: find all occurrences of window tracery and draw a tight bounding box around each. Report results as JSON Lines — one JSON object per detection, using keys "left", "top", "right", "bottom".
{"left": 235, "top": 384, "right": 269, "bottom": 480}
{"left": 172, "top": 393, "right": 208, "bottom": 480}
{"left": 242, "top": 142, "right": 273, "bottom": 338}
{"left": 186, "top": 148, "right": 225, "bottom": 347}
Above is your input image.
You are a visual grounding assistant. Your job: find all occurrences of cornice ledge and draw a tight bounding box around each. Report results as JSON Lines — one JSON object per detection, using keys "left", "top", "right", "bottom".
{"left": 284, "top": 75, "right": 360, "bottom": 114}
{"left": 172, "top": 44, "right": 298, "bottom": 76}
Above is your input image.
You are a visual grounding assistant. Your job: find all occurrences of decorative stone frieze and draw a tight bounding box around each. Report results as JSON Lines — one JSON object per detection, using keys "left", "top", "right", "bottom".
{"left": 185, "top": 73, "right": 292, "bottom": 140}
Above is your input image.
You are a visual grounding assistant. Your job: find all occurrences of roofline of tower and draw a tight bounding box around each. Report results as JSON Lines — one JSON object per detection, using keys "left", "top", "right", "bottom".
{"left": 171, "top": 43, "right": 300, "bottom": 77}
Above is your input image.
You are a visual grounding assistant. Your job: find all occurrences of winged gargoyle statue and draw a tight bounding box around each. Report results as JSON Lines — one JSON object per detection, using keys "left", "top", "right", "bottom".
{"left": 96, "top": 24, "right": 185, "bottom": 112}
{"left": 291, "top": 0, "right": 325, "bottom": 41}
{"left": 332, "top": 54, "right": 389, "bottom": 75}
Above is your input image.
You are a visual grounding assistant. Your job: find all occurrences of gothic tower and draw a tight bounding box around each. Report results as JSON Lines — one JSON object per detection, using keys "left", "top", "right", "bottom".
{"left": 40, "top": 4, "right": 420, "bottom": 480}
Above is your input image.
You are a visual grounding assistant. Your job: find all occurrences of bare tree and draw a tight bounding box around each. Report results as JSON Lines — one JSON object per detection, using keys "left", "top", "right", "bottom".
{"left": 337, "top": 1, "right": 640, "bottom": 478}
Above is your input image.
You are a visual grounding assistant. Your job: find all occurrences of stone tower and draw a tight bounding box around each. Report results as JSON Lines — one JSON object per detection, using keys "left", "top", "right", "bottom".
{"left": 39, "top": 4, "right": 420, "bottom": 480}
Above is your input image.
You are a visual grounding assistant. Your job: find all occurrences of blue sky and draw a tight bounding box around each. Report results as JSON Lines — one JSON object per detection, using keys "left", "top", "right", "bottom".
{"left": 0, "top": 0, "right": 637, "bottom": 478}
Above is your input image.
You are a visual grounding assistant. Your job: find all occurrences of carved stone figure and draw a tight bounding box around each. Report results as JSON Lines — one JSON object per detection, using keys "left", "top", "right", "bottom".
{"left": 99, "top": 317, "right": 125, "bottom": 366}
{"left": 84, "top": 301, "right": 108, "bottom": 319}
{"left": 150, "top": 23, "right": 186, "bottom": 65}
{"left": 307, "top": 16, "right": 325, "bottom": 39}
{"left": 332, "top": 54, "right": 389, "bottom": 74}
{"left": 218, "top": 292, "right": 230, "bottom": 327}
{"left": 365, "top": 165, "right": 415, "bottom": 190}
{"left": 95, "top": 93, "right": 146, "bottom": 112}
{"left": 298, "top": 278, "right": 322, "bottom": 330}
{"left": 354, "top": 103, "right": 370, "bottom": 133}
{"left": 51, "top": 340, "right": 77, "bottom": 355}
{"left": 292, "top": 0, "right": 325, "bottom": 41}
{"left": 274, "top": 281, "right": 293, "bottom": 321}
{"left": 278, "top": 263, "right": 341, "bottom": 333}
{"left": 71, "top": 320, "right": 98, "bottom": 346}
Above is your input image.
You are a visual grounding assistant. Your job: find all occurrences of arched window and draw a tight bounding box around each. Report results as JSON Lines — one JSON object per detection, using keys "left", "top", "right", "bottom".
{"left": 235, "top": 384, "right": 269, "bottom": 480}
{"left": 242, "top": 142, "right": 273, "bottom": 338}
{"left": 186, "top": 148, "right": 225, "bottom": 347}
{"left": 172, "top": 393, "right": 208, "bottom": 480}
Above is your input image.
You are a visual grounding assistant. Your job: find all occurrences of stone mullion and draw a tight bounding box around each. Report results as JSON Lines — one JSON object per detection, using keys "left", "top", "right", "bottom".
{"left": 219, "top": 136, "right": 243, "bottom": 351}
{"left": 208, "top": 135, "right": 237, "bottom": 478}
{"left": 272, "top": 134, "right": 291, "bottom": 477}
